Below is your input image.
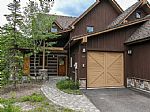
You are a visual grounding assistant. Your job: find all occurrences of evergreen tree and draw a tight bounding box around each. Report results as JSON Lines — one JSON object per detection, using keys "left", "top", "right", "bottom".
{"left": 0, "top": 0, "right": 25, "bottom": 88}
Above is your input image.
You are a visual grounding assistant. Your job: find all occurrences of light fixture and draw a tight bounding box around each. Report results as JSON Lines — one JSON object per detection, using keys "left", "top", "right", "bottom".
{"left": 127, "top": 50, "right": 132, "bottom": 55}
{"left": 82, "top": 48, "right": 86, "bottom": 53}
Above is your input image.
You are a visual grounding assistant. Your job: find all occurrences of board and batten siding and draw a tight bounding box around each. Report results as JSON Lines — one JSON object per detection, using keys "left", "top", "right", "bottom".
{"left": 87, "top": 23, "right": 142, "bottom": 51}
{"left": 70, "top": 0, "right": 120, "bottom": 38}
{"left": 76, "top": 23, "right": 143, "bottom": 86}
{"left": 69, "top": 42, "right": 80, "bottom": 79}
{"left": 127, "top": 40, "right": 150, "bottom": 80}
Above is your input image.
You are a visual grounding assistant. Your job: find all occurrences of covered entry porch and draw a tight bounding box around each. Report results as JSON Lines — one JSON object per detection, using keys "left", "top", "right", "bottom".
{"left": 23, "top": 48, "right": 68, "bottom": 77}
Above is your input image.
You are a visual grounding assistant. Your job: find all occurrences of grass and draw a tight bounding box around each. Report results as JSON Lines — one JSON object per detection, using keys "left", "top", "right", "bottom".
{"left": 56, "top": 79, "right": 82, "bottom": 95}
{"left": 0, "top": 93, "right": 76, "bottom": 112}
{"left": 0, "top": 104, "right": 21, "bottom": 112}
{"left": 20, "top": 93, "right": 45, "bottom": 102}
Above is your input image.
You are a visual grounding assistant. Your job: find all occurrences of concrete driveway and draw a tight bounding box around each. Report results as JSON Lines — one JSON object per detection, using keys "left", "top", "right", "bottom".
{"left": 82, "top": 88, "right": 150, "bottom": 112}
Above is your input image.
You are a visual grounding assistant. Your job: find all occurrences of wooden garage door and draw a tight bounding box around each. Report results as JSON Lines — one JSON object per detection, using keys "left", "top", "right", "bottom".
{"left": 87, "top": 52, "right": 124, "bottom": 88}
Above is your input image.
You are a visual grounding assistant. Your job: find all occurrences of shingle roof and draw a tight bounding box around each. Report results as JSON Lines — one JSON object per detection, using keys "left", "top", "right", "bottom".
{"left": 126, "top": 19, "right": 150, "bottom": 43}
{"left": 107, "top": 1, "right": 142, "bottom": 28}
{"left": 54, "top": 15, "right": 76, "bottom": 30}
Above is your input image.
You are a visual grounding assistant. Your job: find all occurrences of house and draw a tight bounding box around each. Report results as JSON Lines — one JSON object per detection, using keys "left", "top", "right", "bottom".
{"left": 24, "top": 0, "right": 150, "bottom": 92}
{"left": 64, "top": 0, "right": 150, "bottom": 91}
{"left": 23, "top": 15, "right": 76, "bottom": 77}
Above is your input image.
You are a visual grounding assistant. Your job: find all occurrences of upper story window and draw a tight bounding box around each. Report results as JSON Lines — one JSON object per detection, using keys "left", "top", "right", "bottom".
{"left": 87, "top": 26, "right": 94, "bottom": 33}
{"left": 136, "top": 11, "right": 141, "bottom": 19}
{"left": 51, "top": 24, "right": 58, "bottom": 33}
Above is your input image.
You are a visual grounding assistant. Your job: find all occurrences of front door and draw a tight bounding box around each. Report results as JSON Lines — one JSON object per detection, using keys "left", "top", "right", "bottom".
{"left": 58, "top": 56, "right": 67, "bottom": 76}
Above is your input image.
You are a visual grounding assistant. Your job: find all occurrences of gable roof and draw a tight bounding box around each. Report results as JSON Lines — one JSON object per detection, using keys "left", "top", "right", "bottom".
{"left": 126, "top": 18, "right": 150, "bottom": 44}
{"left": 107, "top": 1, "right": 142, "bottom": 28}
{"left": 69, "top": 0, "right": 123, "bottom": 28}
{"left": 53, "top": 15, "right": 76, "bottom": 30}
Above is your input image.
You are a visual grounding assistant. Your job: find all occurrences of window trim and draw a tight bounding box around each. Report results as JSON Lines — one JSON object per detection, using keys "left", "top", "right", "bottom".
{"left": 87, "top": 26, "right": 94, "bottom": 33}
{"left": 51, "top": 27, "right": 58, "bottom": 33}
{"left": 136, "top": 11, "right": 141, "bottom": 19}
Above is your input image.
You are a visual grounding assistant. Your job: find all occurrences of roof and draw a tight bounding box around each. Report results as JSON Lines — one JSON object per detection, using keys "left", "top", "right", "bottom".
{"left": 64, "top": 18, "right": 148, "bottom": 49}
{"left": 69, "top": 0, "right": 123, "bottom": 28}
{"left": 107, "top": 1, "right": 142, "bottom": 28}
{"left": 126, "top": 19, "right": 150, "bottom": 43}
{"left": 53, "top": 15, "right": 76, "bottom": 30}
{"left": 71, "top": 18, "right": 148, "bottom": 41}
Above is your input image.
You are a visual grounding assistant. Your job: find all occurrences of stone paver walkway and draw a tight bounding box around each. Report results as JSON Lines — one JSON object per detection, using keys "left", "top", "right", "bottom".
{"left": 41, "top": 76, "right": 100, "bottom": 112}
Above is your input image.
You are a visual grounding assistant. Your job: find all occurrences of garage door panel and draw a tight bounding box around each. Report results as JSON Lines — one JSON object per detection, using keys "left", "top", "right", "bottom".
{"left": 87, "top": 72, "right": 105, "bottom": 87}
{"left": 88, "top": 52, "right": 104, "bottom": 67}
{"left": 87, "top": 52, "right": 124, "bottom": 88}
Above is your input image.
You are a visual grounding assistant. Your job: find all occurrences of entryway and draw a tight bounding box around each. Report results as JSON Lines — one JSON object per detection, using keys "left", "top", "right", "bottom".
{"left": 58, "top": 56, "right": 67, "bottom": 76}
{"left": 87, "top": 51, "right": 124, "bottom": 88}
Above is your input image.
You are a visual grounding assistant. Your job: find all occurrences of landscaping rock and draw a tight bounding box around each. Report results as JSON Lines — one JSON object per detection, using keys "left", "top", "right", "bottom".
{"left": 41, "top": 76, "right": 100, "bottom": 112}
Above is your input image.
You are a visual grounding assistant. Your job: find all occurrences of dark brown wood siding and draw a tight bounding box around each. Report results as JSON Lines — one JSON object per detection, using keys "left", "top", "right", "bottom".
{"left": 69, "top": 42, "right": 80, "bottom": 79}
{"left": 78, "top": 44, "right": 87, "bottom": 79}
{"left": 70, "top": 0, "right": 120, "bottom": 38}
{"left": 126, "top": 40, "right": 150, "bottom": 80}
{"left": 87, "top": 23, "right": 142, "bottom": 51}
{"left": 127, "top": 7, "right": 148, "bottom": 22}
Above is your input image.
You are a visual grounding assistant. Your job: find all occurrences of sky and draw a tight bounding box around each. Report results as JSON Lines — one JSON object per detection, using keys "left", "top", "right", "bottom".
{"left": 0, "top": 0, "right": 150, "bottom": 26}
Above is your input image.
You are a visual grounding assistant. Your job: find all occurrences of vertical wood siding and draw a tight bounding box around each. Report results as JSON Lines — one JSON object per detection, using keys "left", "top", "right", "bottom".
{"left": 127, "top": 41, "right": 150, "bottom": 80}
{"left": 69, "top": 42, "right": 80, "bottom": 79}
{"left": 87, "top": 23, "right": 141, "bottom": 51}
{"left": 70, "top": 0, "right": 120, "bottom": 38}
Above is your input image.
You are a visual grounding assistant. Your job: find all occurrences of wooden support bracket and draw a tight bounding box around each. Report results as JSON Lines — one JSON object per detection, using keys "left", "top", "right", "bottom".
{"left": 81, "top": 36, "right": 87, "bottom": 44}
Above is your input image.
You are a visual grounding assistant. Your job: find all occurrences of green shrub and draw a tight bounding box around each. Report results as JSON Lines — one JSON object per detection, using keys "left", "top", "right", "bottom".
{"left": 20, "top": 93, "right": 44, "bottom": 102}
{"left": 56, "top": 79, "right": 80, "bottom": 90}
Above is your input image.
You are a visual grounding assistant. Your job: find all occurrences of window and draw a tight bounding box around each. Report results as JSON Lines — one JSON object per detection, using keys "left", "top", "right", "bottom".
{"left": 51, "top": 24, "right": 58, "bottom": 33}
{"left": 136, "top": 12, "right": 141, "bottom": 19}
{"left": 87, "top": 26, "right": 94, "bottom": 33}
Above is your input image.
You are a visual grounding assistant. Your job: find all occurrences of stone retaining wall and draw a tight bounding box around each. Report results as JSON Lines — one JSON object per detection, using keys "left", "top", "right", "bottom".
{"left": 127, "top": 78, "right": 150, "bottom": 93}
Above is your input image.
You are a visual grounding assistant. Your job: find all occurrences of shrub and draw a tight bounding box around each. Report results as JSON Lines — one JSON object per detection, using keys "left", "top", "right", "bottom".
{"left": 56, "top": 79, "right": 80, "bottom": 90}
{"left": 20, "top": 93, "right": 44, "bottom": 102}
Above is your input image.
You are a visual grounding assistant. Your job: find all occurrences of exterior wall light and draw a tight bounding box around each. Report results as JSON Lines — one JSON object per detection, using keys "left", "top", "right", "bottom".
{"left": 127, "top": 50, "right": 132, "bottom": 55}
{"left": 82, "top": 48, "right": 86, "bottom": 53}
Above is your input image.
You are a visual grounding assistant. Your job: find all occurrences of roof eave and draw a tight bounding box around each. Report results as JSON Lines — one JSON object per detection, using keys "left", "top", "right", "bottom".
{"left": 125, "top": 36, "right": 150, "bottom": 45}
{"left": 72, "top": 18, "right": 148, "bottom": 41}
{"left": 109, "top": 0, "right": 123, "bottom": 13}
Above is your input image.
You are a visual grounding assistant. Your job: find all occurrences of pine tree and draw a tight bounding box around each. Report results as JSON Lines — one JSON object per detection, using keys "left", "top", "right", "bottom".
{"left": 0, "top": 0, "right": 24, "bottom": 88}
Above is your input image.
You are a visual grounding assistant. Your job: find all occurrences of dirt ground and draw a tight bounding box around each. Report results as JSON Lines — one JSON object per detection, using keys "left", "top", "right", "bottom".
{"left": 0, "top": 82, "right": 42, "bottom": 99}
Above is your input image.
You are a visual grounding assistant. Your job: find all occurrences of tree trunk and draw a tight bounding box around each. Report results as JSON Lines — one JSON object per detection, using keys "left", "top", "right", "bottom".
{"left": 34, "top": 53, "right": 37, "bottom": 81}
{"left": 12, "top": 50, "right": 17, "bottom": 89}
{"left": 43, "top": 40, "right": 45, "bottom": 69}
